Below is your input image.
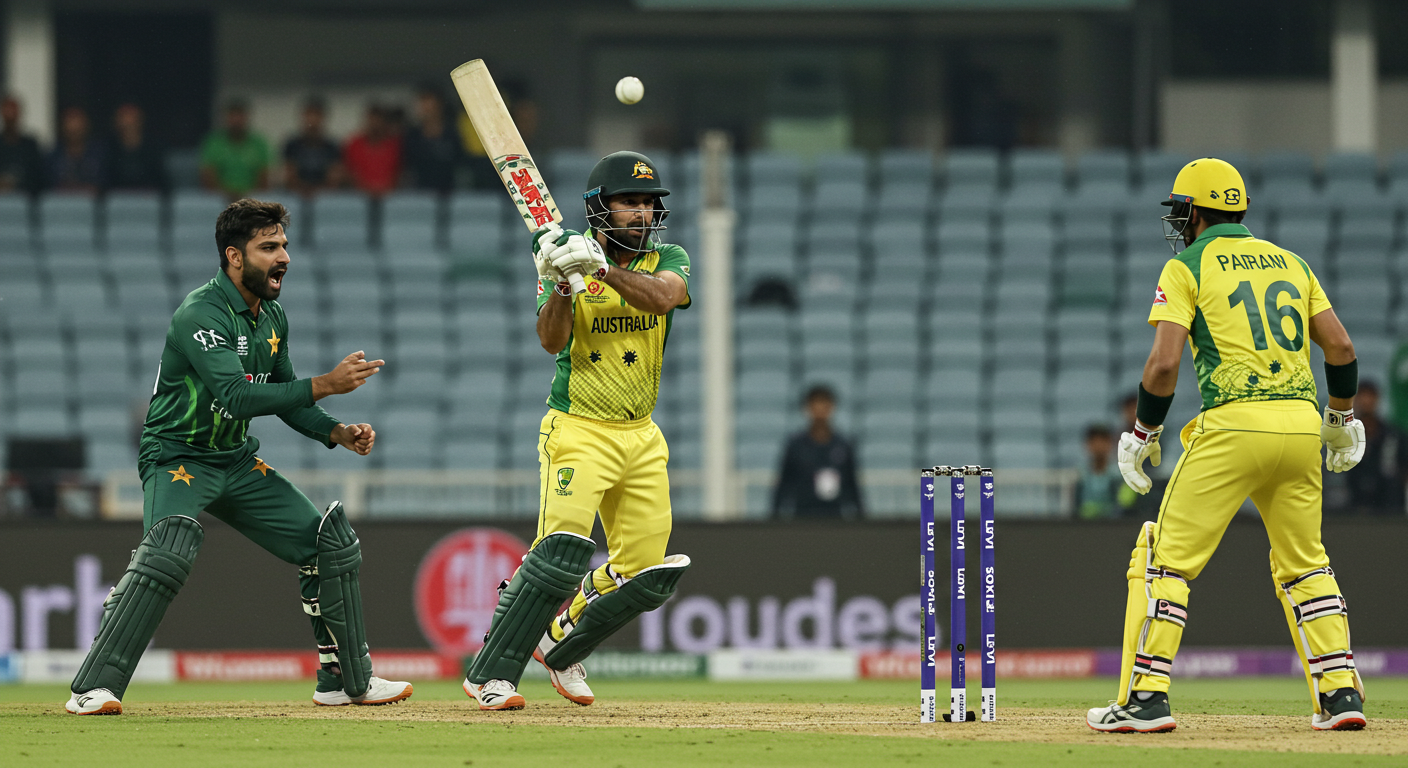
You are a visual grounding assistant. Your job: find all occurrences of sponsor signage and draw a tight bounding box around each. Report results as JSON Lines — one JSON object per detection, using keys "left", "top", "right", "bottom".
{"left": 413, "top": 528, "right": 531, "bottom": 657}
{"left": 708, "top": 649, "right": 858, "bottom": 681}
{"left": 175, "top": 651, "right": 461, "bottom": 682}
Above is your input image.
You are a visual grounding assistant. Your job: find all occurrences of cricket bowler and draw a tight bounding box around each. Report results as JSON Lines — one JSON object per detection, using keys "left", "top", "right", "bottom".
{"left": 1086, "top": 159, "right": 1367, "bottom": 732}
{"left": 463, "top": 151, "right": 692, "bottom": 710}
{"left": 65, "top": 199, "right": 412, "bottom": 714}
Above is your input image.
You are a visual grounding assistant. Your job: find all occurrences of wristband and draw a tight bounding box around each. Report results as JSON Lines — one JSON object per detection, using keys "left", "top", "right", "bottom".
{"left": 1136, "top": 382, "right": 1174, "bottom": 428}
{"left": 1324, "top": 359, "right": 1358, "bottom": 400}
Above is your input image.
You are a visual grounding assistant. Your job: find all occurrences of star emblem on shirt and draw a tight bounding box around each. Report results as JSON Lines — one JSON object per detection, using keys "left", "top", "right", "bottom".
{"left": 1248, "top": 374, "right": 1259, "bottom": 386}
{"left": 622, "top": 350, "right": 638, "bottom": 367}
{"left": 168, "top": 465, "right": 194, "bottom": 485}
{"left": 251, "top": 457, "right": 273, "bottom": 476}
{"left": 267, "top": 332, "right": 281, "bottom": 354}
{"left": 589, "top": 350, "right": 602, "bottom": 363}
{"left": 1270, "top": 360, "right": 1282, "bottom": 374}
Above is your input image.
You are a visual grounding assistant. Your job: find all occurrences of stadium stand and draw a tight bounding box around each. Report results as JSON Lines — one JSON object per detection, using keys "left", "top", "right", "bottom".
{"left": 1, "top": 148, "right": 1400, "bottom": 504}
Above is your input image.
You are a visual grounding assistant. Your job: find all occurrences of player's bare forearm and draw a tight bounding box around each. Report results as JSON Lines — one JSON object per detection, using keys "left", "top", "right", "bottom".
{"left": 1310, "top": 308, "right": 1356, "bottom": 409}
{"left": 602, "top": 268, "right": 687, "bottom": 315}
{"left": 537, "top": 291, "right": 574, "bottom": 354}
{"left": 1142, "top": 321, "right": 1189, "bottom": 397}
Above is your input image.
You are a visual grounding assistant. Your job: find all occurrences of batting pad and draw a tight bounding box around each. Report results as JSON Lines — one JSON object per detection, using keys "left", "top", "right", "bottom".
{"left": 1271, "top": 551, "right": 1361, "bottom": 713}
{"left": 466, "top": 532, "right": 595, "bottom": 687}
{"left": 317, "top": 502, "right": 373, "bottom": 698}
{"left": 72, "top": 515, "right": 204, "bottom": 699}
{"left": 544, "top": 554, "right": 691, "bottom": 670}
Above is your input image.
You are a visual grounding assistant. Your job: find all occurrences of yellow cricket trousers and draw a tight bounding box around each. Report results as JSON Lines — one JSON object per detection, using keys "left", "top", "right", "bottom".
{"left": 1118, "top": 400, "right": 1357, "bottom": 711}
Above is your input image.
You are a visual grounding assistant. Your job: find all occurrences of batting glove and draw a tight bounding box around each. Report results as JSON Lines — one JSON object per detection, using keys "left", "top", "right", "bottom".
{"left": 532, "top": 223, "right": 568, "bottom": 285}
{"left": 1117, "top": 422, "right": 1163, "bottom": 495}
{"left": 549, "top": 233, "right": 609, "bottom": 279}
{"left": 1321, "top": 407, "right": 1366, "bottom": 473}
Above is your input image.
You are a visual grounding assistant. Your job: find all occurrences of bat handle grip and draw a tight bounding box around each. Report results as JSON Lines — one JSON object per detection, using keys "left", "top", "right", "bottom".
{"left": 567, "top": 271, "right": 588, "bottom": 295}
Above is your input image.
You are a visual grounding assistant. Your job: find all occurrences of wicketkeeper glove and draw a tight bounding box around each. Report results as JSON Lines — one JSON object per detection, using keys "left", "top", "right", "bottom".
{"left": 549, "top": 232, "right": 609, "bottom": 279}
{"left": 1117, "top": 422, "right": 1163, "bottom": 495}
{"left": 1321, "top": 407, "right": 1366, "bottom": 473}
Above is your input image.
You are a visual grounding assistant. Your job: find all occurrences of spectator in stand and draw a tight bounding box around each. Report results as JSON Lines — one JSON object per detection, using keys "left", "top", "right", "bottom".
{"left": 771, "top": 385, "right": 865, "bottom": 520}
{"left": 47, "top": 106, "right": 105, "bottom": 192}
{"left": 402, "top": 86, "right": 462, "bottom": 194}
{"left": 283, "top": 97, "right": 343, "bottom": 194}
{"left": 343, "top": 104, "right": 402, "bottom": 196}
{"left": 1341, "top": 380, "right": 1407, "bottom": 515}
{"left": 1074, "top": 424, "right": 1129, "bottom": 520}
{"left": 105, "top": 103, "right": 167, "bottom": 192}
{"left": 0, "top": 95, "right": 43, "bottom": 194}
{"left": 200, "top": 99, "right": 269, "bottom": 198}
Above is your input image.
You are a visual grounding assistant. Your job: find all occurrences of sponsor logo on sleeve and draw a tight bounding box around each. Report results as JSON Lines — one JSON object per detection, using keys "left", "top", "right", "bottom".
{"left": 1153, "top": 286, "right": 1168, "bottom": 307}
{"left": 237, "top": 335, "right": 248, "bottom": 356}
{"left": 192, "top": 329, "right": 227, "bottom": 351}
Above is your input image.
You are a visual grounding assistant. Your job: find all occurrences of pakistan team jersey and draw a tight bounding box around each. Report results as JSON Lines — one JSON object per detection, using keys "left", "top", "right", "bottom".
{"left": 139, "top": 271, "right": 339, "bottom": 471}
{"left": 1148, "top": 223, "right": 1332, "bottom": 411}
{"left": 536, "top": 239, "right": 691, "bottom": 422}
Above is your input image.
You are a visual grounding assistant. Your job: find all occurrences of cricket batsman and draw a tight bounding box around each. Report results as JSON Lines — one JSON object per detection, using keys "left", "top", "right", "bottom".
{"left": 65, "top": 199, "right": 412, "bottom": 714}
{"left": 463, "top": 151, "right": 692, "bottom": 710}
{"left": 1086, "top": 159, "right": 1367, "bottom": 733}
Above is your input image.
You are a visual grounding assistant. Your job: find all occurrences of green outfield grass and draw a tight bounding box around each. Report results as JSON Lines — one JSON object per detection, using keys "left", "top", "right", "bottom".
{"left": 1, "top": 678, "right": 1404, "bottom": 767}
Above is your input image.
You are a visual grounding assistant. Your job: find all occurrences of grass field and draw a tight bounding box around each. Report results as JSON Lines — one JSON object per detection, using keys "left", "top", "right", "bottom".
{"left": 2, "top": 677, "right": 1405, "bottom": 767}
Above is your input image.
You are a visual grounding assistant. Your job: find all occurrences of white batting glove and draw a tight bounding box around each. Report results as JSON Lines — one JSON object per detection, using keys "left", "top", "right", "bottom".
{"left": 1117, "top": 422, "right": 1163, "bottom": 495}
{"left": 549, "top": 233, "right": 609, "bottom": 279}
{"left": 532, "top": 223, "right": 567, "bottom": 285}
{"left": 1321, "top": 407, "right": 1366, "bottom": 473}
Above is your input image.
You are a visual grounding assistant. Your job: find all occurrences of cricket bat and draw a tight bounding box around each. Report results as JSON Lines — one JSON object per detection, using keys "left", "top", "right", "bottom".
{"left": 450, "top": 59, "right": 587, "bottom": 295}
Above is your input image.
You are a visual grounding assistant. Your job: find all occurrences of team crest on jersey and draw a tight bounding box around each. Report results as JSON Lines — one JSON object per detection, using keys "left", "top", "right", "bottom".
{"left": 1153, "top": 286, "right": 1168, "bottom": 306}
{"left": 556, "top": 467, "right": 575, "bottom": 496}
{"left": 631, "top": 161, "right": 654, "bottom": 180}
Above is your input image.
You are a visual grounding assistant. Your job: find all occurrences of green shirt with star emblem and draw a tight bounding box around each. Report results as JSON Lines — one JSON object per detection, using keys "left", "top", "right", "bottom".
{"left": 535, "top": 239, "right": 691, "bottom": 422}
{"left": 138, "top": 271, "right": 340, "bottom": 473}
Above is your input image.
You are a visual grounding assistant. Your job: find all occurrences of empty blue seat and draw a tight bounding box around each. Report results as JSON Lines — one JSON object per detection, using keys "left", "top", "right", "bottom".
{"left": 1136, "top": 151, "right": 1190, "bottom": 187}
{"left": 878, "top": 149, "right": 935, "bottom": 186}
{"left": 944, "top": 148, "right": 1000, "bottom": 187}
{"left": 310, "top": 192, "right": 371, "bottom": 249}
{"left": 746, "top": 152, "right": 803, "bottom": 188}
{"left": 1076, "top": 150, "right": 1131, "bottom": 185}
{"left": 1008, "top": 149, "right": 1065, "bottom": 187}
{"left": 814, "top": 153, "right": 868, "bottom": 185}
{"left": 0, "top": 194, "right": 32, "bottom": 249}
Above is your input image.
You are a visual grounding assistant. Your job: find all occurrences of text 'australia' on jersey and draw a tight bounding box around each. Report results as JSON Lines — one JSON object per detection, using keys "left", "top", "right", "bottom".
{"left": 140, "top": 271, "right": 339, "bottom": 471}
{"left": 1148, "top": 223, "right": 1331, "bottom": 411}
{"left": 536, "top": 240, "right": 691, "bottom": 422}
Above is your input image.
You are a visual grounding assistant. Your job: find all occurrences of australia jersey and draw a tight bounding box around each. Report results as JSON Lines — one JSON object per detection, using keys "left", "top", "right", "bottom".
{"left": 1148, "top": 223, "right": 1331, "bottom": 411}
{"left": 536, "top": 239, "right": 691, "bottom": 421}
{"left": 139, "top": 271, "right": 339, "bottom": 471}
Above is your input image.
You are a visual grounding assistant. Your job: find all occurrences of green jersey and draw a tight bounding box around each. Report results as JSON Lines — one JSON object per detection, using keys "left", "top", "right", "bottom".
{"left": 139, "top": 271, "right": 339, "bottom": 472}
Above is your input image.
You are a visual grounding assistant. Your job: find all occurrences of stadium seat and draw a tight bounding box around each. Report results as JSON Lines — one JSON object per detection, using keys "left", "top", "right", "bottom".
{"left": 1135, "top": 151, "right": 1190, "bottom": 187}
{"left": 382, "top": 192, "right": 439, "bottom": 249}
{"left": 104, "top": 192, "right": 163, "bottom": 247}
{"left": 745, "top": 152, "right": 803, "bottom": 189}
{"left": 937, "top": 183, "right": 997, "bottom": 218}
{"left": 442, "top": 432, "right": 500, "bottom": 470}
{"left": 1075, "top": 150, "right": 1131, "bottom": 186}
{"left": 1008, "top": 149, "right": 1065, "bottom": 187}
{"left": 0, "top": 194, "right": 33, "bottom": 250}
{"left": 39, "top": 194, "right": 97, "bottom": 249}
{"left": 878, "top": 149, "right": 935, "bottom": 186}
{"left": 943, "top": 148, "right": 1000, "bottom": 188}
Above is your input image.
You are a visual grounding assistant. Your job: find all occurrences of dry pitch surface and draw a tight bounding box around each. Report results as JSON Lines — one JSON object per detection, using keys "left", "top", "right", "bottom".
{"left": 101, "top": 697, "right": 1408, "bottom": 755}
{"left": 3, "top": 678, "right": 1404, "bottom": 766}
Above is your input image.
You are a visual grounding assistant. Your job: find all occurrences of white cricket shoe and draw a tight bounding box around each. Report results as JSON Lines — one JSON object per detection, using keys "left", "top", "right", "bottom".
{"left": 312, "top": 676, "right": 414, "bottom": 706}
{"left": 1086, "top": 693, "right": 1177, "bottom": 733}
{"left": 65, "top": 688, "right": 122, "bottom": 715}
{"left": 533, "top": 638, "right": 594, "bottom": 705}
{"left": 464, "top": 678, "right": 526, "bottom": 711}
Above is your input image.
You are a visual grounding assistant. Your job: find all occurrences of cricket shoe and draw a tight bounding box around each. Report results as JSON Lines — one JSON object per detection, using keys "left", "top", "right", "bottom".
{"left": 533, "top": 641, "right": 594, "bottom": 706}
{"left": 312, "top": 674, "right": 414, "bottom": 706}
{"left": 464, "top": 678, "right": 526, "bottom": 711}
{"left": 1312, "top": 687, "right": 1366, "bottom": 731}
{"left": 1086, "top": 692, "right": 1177, "bottom": 733}
{"left": 65, "top": 688, "right": 122, "bottom": 715}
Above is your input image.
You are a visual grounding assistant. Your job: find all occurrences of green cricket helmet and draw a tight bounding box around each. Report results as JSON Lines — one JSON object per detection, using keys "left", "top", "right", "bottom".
{"left": 583, "top": 151, "right": 671, "bottom": 253}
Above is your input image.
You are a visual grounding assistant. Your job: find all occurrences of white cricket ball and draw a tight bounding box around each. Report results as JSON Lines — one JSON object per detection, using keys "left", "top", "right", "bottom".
{"left": 615, "top": 76, "right": 644, "bottom": 105}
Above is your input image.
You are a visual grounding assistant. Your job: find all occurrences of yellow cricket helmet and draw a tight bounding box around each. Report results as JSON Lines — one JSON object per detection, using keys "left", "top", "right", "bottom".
{"left": 1164, "top": 157, "right": 1248, "bottom": 211}
{"left": 1161, "top": 157, "right": 1247, "bottom": 252}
